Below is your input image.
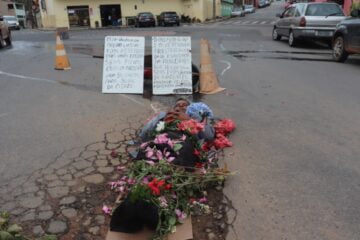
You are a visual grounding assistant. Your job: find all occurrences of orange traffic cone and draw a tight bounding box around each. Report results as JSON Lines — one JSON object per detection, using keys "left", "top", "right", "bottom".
{"left": 199, "top": 38, "right": 225, "bottom": 94}
{"left": 54, "top": 33, "right": 71, "bottom": 70}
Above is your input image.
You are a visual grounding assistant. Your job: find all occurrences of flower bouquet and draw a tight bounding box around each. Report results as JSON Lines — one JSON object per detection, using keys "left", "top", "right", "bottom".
{"left": 105, "top": 117, "right": 236, "bottom": 240}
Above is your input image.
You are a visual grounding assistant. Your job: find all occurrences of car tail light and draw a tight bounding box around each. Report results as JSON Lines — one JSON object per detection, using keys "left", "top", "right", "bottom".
{"left": 144, "top": 68, "right": 152, "bottom": 79}
{"left": 300, "top": 17, "right": 306, "bottom": 27}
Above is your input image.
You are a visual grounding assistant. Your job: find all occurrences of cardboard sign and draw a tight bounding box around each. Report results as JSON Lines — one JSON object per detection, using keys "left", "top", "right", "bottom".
{"left": 102, "top": 36, "right": 145, "bottom": 94}
{"left": 152, "top": 37, "right": 192, "bottom": 95}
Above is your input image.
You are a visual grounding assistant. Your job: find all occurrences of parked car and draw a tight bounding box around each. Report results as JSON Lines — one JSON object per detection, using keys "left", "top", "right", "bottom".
{"left": 3, "top": 16, "right": 20, "bottom": 30}
{"left": 0, "top": 16, "right": 12, "bottom": 48}
{"left": 272, "top": 3, "right": 346, "bottom": 47}
{"left": 259, "top": 0, "right": 267, "bottom": 8}
{"left": 265, "top": 0, "right": 271, "bottom": 6}
{"left": 135, "top": 12, "right": 156, "bottom": 27}
{"left": 231, "top": 8, "right": 245, "bottom": 17}
{"left": 158, "top": 12, "right": 180, "bottom": 26}
{"left": 332, "top": 9, "right": 360, "bottom": 62}
{"left": 244, "top": 5, "right": 256, "bottom": 14}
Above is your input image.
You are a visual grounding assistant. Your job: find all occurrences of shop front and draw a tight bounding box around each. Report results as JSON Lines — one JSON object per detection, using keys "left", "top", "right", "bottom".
{"left": 67, "top": 6, "right": 90, "bottom": 28}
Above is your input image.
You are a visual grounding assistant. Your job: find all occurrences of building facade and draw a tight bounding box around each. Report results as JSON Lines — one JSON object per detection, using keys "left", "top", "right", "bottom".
{"left": 221, "top": 0, "right": 234, "bottom": 16}
{"left": 39, "top": 0, "right": 222, "bottom": 29}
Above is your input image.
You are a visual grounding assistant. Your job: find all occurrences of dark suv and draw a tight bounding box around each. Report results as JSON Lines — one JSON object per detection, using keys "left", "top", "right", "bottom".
{"left": 158, "top": 12, "right": 180, "bottom": 26}
{"left": 332, "top": 9, "right": 360, "bottom": 62}
{"left": 135, "top": 12, "right": 156, "bottom": 27}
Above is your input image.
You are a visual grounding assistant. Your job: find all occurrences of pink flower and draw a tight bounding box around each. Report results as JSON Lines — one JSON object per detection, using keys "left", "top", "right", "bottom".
{"left": 167, "top": 156, "right": 175, "bottom": 163}
{"left": 175, "top": 209, "right": 187, "bottom": 222}
{"left": 199, "top": 197, "right": 208, "bottom": 203}
{"left": 156, "top": 150, "right": 163, "bottom": 161}
{"left": 119, "top": 186, "right": 125, "bottom": 193}
{"left": 140, "top": 142, "right": 149, "bottom": 149}
{"left": 142, "top": 176, "right": 150, "bottom": 184}
{"left": 159, "top": 196, "right": 168, "bottom": 208}
{"left": 180, "top": 134, "right": 187, "bottom": 141}
{"left": 146, "top": 149, "right": 154, "bottom": 158}
{"left": 154, "top": 133, "right": 169, "bottom": 144}
{"left": 102, "top": 205, "right": 112, "bottom": 215}
{"left": 214, "top": 119, "right": 236, "bottom": 135}
{"left": 127, "top": 178, "right": 136, "bottom": 185}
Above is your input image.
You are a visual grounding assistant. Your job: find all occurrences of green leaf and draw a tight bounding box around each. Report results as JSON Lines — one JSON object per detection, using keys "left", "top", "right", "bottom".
{"left": 41, "top": 235, "right": 57, "bottom": 240}
{"left": 0, "top": 231, "right": 15, "bottom": 240}
{"left": 173, "top": 144, "right": 182, "bottom": 152}
{"left": 7, "top": 225, "right": 22, "bottom": 234}
{"left": 168, "top": 216, "right": 177, "bottom": 226}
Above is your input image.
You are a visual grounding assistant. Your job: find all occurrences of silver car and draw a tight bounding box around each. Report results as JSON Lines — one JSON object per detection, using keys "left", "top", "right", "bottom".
{"left": 3, "top": 16, "right": 20, "bottom": 30}
{"left": 272, "top": 3, "right": 346, "bottom": 47}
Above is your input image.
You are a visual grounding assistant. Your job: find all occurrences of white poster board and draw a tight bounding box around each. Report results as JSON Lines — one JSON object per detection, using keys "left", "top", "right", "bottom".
{"left": 102, "top": 36, "right": 145, "bottom": 94}
{"left": 152, "top": 37, "right": 192, "bottom": 95}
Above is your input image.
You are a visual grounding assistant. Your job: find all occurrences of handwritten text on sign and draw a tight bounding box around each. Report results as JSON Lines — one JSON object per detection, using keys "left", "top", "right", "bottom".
{"left": 152, "top": 37, "right": 192, "bottom": 95}
{"left": 102, "top": 36, "right": 145, "bottom": 94}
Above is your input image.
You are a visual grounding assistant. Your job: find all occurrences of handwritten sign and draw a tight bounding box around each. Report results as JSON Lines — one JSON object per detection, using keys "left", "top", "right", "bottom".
{"left": 102, "top": 36, "right": 145, "bottom": 94}
{"left": 152, "top": 37, "right": 192, "bottom": 95}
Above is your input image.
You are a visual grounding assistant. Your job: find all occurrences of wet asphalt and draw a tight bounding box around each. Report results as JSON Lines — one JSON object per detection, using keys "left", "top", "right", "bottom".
{"left": 1, "top": 1, "right": 360, "bottom": 239}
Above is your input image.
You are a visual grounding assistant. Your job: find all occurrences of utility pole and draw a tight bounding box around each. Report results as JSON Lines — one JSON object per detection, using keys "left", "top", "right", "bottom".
{"left": 213, "top": 0, "right": 216, "bottom": 19}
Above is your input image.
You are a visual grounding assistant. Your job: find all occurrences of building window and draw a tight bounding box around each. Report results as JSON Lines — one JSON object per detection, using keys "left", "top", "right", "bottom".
{"left": 15, "top": 4, "right": 24, "bottom": 9}
{"left": 8, "top": 4, "right": 14, "bottom": 9}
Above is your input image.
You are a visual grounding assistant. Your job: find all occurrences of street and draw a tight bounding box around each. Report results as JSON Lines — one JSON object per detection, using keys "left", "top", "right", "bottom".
{"left": 1, "top": 1, "right": 360, "bottom": 239}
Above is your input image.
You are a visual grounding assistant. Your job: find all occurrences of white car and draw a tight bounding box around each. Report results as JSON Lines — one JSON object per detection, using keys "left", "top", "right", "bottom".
{"left": 3, "top": 16, "right": 20, "bottom": 30}
{"left": 244, "top": 5, "right": 255, "bottom": 14}
{"left": 231, "top": 8, "right": 245, "bottom": 17}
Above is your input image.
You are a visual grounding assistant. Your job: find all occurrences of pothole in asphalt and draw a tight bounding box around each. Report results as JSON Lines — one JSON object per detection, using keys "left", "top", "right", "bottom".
{"left": 227, "top": 50, "right": 333, "bottom": 62}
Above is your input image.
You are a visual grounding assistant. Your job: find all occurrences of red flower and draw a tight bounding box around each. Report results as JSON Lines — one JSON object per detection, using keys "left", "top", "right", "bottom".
{"left": 195, "top": 162, "right": 204, "bottom": 168}
{"left": 189, "top": 198, "right": 196, "bottom": 204}
{"left": 177, "top": 119, "right": 204, "bottom": 135}
{"left": 157, "top": 179, "right": 165, "bottom": 188}
{"left": 214, "top": 119, "right": 236, "bottom": 136}
{"left": 110, "top": 150, "right": 118, "bottom": 158}
{"left": 201, "top": 142, "right": 213, "bottom": 152}
{"left": 213, "top": 134, "right": 233, "bottom": 150}
{"left": 193, "top": 149, "right": 200, "bottom": 156}
{"left": 147, "top": 178, "right": 169, "bottom": 196}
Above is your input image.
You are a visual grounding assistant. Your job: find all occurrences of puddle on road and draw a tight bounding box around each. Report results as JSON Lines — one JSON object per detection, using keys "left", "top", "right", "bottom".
{"left": 233, "top": 54, "right": 333, "bottom": 62}
{"left": 227, "top": 50, "right": 331, "bottom": 55}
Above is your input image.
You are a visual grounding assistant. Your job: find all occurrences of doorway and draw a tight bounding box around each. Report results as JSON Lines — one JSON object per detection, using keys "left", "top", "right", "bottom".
{"left": 67, "top": 6, "right": 90, "bottom": 28}
{"left": 100, "top": 5, "right": 121, "bottom": 27}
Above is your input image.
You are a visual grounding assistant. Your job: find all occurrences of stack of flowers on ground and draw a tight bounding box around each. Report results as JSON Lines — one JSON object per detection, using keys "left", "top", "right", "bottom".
{"left": 104, "top": 118, "right": 236, "bottom": 240}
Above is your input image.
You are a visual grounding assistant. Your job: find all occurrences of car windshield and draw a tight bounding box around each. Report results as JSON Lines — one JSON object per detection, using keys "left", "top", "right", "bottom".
{"left": 4, "top": 16, "right": 17, "bottom": 21}
{"left": 164, "top": 12, "right": 177, "bottom": 17}
{"left": 245, "top": 5, "right": 253, "bottom": 9}
{"left": 233, "top": 8, "right": 242, "bottom": 11}
{"left": 140, "top": 13, "right": 153, "bottom": 17}
{"left": 305, "top": 4, "right": 344, "bottom": 16}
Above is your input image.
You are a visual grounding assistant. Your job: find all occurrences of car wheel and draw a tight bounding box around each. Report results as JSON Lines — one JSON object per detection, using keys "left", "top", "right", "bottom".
{"left": 288, "top": 31, "right": 297, "bottom": 47}
{"left": 332, "top": 36, "right": 348, "bottom": 63}
{"left": 272, "top": 27, "right": 281, "bottom": 41}
{"left": 177, "top": 22, "right": 180, "bottom": 26}
{"left": 5, "top": 31, "right": 12, "bottom": 46}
